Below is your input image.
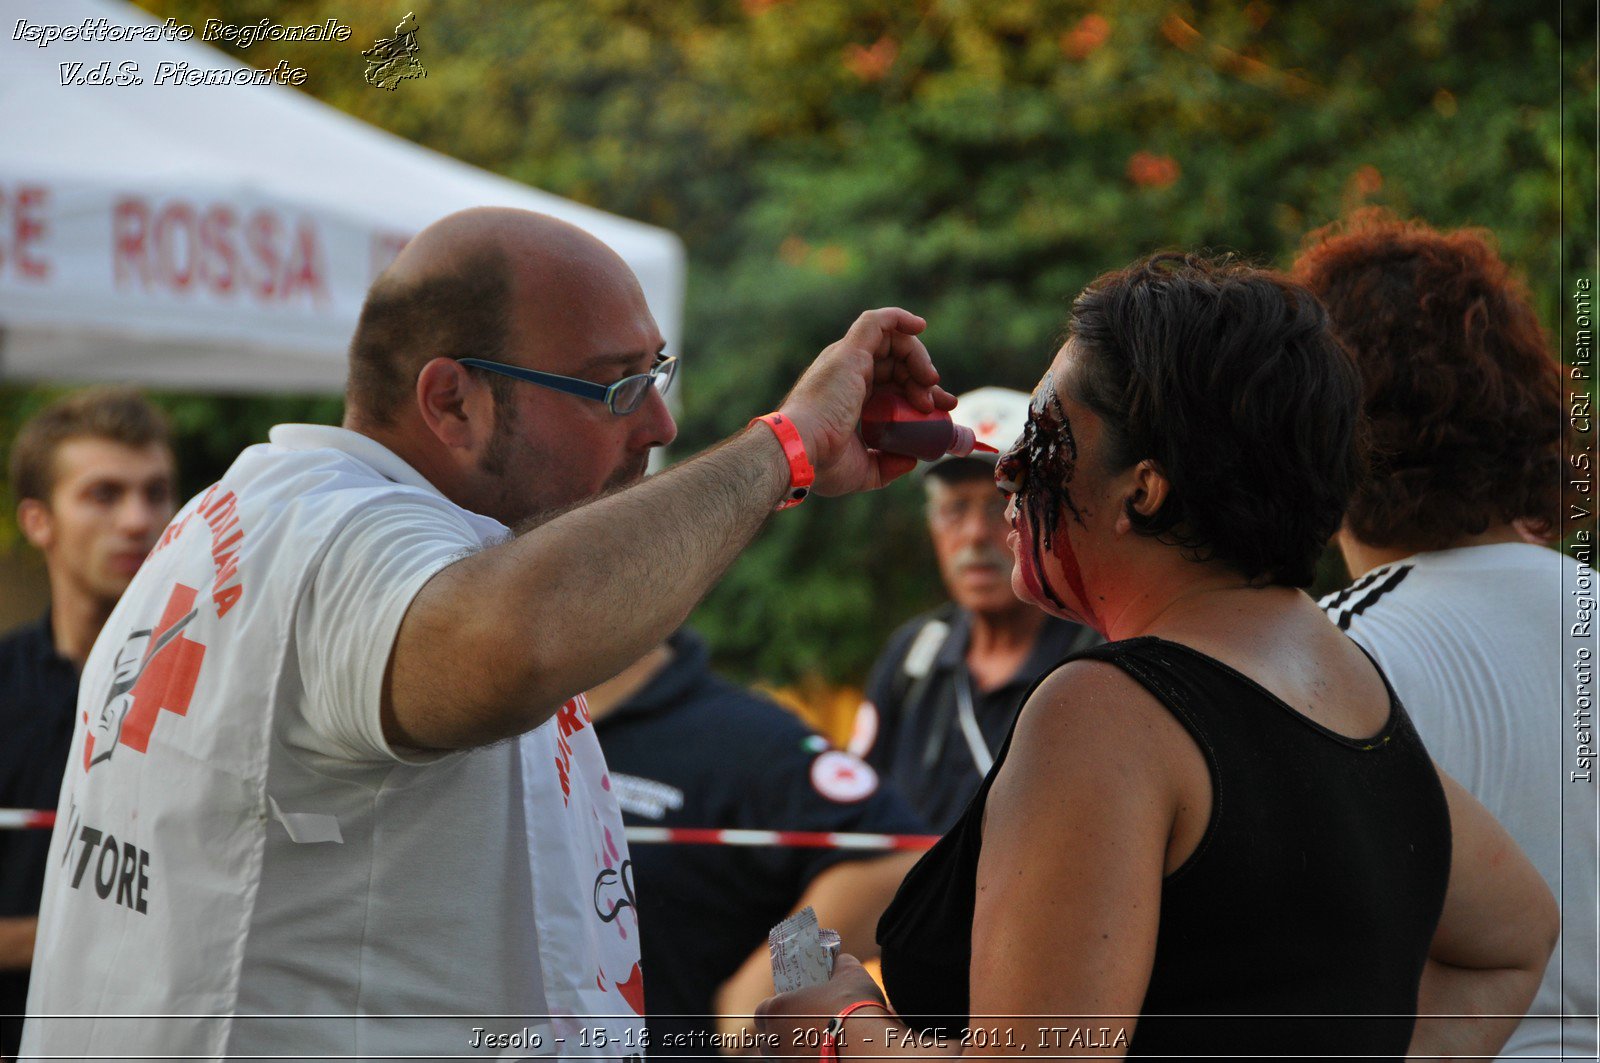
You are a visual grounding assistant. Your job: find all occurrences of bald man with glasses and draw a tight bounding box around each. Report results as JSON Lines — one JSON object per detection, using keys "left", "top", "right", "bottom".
{"left": 22, "top": 208, "right": 953, "bottom": 1059}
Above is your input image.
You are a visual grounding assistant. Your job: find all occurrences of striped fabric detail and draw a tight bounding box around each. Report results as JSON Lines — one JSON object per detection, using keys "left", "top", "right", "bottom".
{"left": 1320, "top": 564, "right": 1415, "bottom": 630}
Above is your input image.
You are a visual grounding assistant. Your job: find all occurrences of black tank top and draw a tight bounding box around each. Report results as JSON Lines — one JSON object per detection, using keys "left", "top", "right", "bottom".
{"left": 876, "top": 636, "right": 1451, "bottom": 1062}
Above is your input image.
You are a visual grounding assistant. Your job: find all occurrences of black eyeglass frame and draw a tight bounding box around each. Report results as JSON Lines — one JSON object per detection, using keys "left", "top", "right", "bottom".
{"left": 457, "top": 354, "right": 676, "bottom": 415}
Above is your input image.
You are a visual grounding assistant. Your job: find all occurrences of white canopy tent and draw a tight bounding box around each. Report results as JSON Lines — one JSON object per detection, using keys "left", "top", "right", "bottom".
{"left": 0, "top": 0, "right": 686, "bottom": 393}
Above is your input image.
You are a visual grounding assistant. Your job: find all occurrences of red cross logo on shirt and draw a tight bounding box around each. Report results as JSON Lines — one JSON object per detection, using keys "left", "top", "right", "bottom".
{"left": 84, "top": 584, "right": 207, "bottom": 770}
{"left": 809, "top": 750, "right": 878, "bottom": 803}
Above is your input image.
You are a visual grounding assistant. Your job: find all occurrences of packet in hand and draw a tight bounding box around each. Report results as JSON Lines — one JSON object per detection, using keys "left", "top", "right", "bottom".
{"left": 768, "top": 906, "right": 842, "bottom": 993}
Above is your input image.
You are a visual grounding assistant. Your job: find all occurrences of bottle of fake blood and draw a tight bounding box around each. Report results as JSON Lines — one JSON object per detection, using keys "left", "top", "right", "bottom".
{"left": 859, "top": 393, "right": 999, "bottom": 462}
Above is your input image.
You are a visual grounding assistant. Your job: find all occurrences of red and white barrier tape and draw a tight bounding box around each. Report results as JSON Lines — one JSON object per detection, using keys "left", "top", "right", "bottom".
{"left": 0, "top": 809, "right": 55, "bottom": 830}
{"left": 0, "top": 809, "right": 936, "bottom": 851}
{"left": 623, "top": 826, "right": 938, "bottom": 851}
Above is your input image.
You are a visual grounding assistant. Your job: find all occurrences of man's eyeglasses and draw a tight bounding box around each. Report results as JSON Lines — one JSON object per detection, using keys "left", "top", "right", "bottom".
{"left": 458, "top": 354, "right": 677, "bottom": 415}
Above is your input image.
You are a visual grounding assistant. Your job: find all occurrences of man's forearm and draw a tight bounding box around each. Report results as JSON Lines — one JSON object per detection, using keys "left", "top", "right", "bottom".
{"left": 806, "top": 853, "right": 920, "bottom": 961}
{"left": 390, "top": 424, "right": 790, "bottom": 748}
{"left": 0, "top": 916, "right": 36, "bottom": 970}
{"left": 1407, "top": 958, "right": 1542, "bottom": 1062}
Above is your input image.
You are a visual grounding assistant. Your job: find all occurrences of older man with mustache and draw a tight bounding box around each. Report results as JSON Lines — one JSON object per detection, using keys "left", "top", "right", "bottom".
{"left": 850, "top": 388, "right": 1099, "bottom": 832}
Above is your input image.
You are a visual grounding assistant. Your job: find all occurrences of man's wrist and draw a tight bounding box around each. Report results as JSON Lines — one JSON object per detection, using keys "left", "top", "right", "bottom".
{"left": 775, "top": 405, "right": 823, "bottom": 465}
{"left": 739, "top": 418, "right": 800, "bottom": 510}
{"left": 749, "top": 413, "right": 815, "bottom": 510}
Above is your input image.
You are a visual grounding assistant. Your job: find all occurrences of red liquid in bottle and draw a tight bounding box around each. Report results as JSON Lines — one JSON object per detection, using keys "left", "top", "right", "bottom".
{"left": 859, "top": 393, "right": 994, "bottom": 461}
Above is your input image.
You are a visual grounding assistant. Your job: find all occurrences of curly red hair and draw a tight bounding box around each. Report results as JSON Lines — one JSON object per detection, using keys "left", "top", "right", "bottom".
{"left": 1292, "top": 209, "right": 1567, "bottom": 550}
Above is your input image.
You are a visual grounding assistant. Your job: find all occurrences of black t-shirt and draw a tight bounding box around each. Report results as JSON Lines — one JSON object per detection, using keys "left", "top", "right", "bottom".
{"left": 0, "top": 613, "right": 79, "bottom": 1058}
{"left": 877, "top": 636, "right": 1452, "bottom": 1061}
{"left": 859, "top": 606, "right": 1095, "bottom": 832}
{"left": 592, "top": 630, "right": 926, "bottom": 1058}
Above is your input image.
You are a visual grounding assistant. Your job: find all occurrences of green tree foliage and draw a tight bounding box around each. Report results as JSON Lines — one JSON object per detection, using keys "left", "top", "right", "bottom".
{"left": 15, "top": 0, "right": 1591, "bottom": 682}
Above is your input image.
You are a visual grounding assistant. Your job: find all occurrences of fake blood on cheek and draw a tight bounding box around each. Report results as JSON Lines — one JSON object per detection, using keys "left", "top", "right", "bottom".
{"left": 997, "top": 372, "right": 1097, "bottom": 625}
{"left": 1051, "top": 522, "right": 1100, "bottom": 631}
{"left": 1012, "top": 518, "right": 1052, "bottom": 605}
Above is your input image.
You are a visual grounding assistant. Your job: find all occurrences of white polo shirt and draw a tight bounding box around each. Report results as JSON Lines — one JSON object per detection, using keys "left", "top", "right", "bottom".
{"left": 23, "top": 425, "right": 643, "bottom": 1061}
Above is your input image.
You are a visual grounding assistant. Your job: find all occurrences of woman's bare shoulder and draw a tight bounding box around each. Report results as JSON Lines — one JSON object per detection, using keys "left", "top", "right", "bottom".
{"left": 1025, "top": 652, "right": 1166, "bottom": 719}
{"left": 1005, "top": 656, "right": 1192, "bottom": 790}
{"left": 992, "top": 651, "right": 1214, "bottom": 877}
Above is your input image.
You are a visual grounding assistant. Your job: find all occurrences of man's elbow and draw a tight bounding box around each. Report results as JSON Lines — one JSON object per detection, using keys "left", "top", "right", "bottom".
{"left": 876, "top": 850, "right": 922, "bottom": 882}
{"left": 846, "top": 850, "right": 919, "bottom": 891}
{"left": 840, "top": 851, "right": 919, "bottom": 907}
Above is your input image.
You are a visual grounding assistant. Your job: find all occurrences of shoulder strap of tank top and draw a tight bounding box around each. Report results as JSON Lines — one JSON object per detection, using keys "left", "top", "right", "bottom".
{"left": 1055, "top": 637, "right": 1224, "bottom": 770}
{"left": 984, "top": 636, "right": 1209, "bottom": 782}
{"left": 969, "top": 639, "right": 1226, "bottom": 882}
{"left": 1059, "top": 638, "right": 1229, "bottom": 878}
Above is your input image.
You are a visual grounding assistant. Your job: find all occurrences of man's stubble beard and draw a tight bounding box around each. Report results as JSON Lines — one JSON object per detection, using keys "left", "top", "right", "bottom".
{"left": 602, "top": 453, "right": 650, "bottom": 495}
{"left": 480, "top": 402, "right": 653, "bottom": 532}
{"left": 479, "top": 392, "right": 516, "bottom": 481}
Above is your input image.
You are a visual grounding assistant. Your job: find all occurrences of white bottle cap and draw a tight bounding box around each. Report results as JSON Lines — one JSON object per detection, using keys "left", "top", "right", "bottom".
{"left": 946, "top": 424, "right": 978, "bottom": 457}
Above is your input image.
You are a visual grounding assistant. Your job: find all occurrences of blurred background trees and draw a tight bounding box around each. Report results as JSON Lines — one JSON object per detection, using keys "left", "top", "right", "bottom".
{"left": 6, "top": 0, "right": 1593, "bottom": 695}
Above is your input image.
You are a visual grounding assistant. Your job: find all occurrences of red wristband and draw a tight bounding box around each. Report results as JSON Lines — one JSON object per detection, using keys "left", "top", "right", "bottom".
{"left": 750, "top": 412, "right": 815, "bottom": 510}
{"left": 820, "top": 999, "right": 887, "bottom": 1061}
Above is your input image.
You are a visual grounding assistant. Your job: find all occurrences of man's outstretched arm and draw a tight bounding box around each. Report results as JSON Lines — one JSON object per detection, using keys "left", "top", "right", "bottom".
{"left": 0, "top": 916, "right": 35, "bottom": 970}
{"left": 384, "top": 308, "right": 952, "bottom": 750}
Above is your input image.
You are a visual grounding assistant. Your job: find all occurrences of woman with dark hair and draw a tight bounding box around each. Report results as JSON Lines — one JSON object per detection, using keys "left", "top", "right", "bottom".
{"left": 756, "top": 253, "right": 1557, "bottom": 1061}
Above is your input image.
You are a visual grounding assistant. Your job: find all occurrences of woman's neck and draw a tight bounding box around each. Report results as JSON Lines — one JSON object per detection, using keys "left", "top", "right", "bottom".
{"left": 1085, "top": 543, "right": 1263, "bottom": 643}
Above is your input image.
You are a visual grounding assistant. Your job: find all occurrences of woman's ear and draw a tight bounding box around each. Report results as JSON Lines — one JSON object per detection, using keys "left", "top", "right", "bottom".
{"left": 1115, "top": 460, "right": 1169, "bottom": 534}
